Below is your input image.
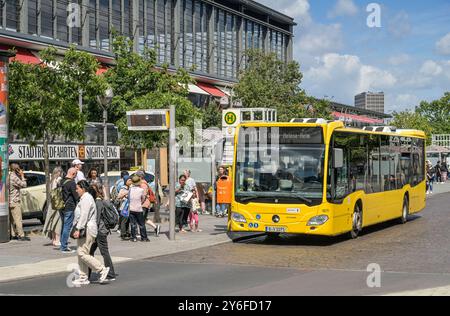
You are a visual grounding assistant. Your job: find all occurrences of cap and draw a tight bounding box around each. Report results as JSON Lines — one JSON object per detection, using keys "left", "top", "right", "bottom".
{"left": 72, "top": 159, "right": 85, "bottom": 165}
{"left": 136, "top": 170, "right": 145, "bottom": 177}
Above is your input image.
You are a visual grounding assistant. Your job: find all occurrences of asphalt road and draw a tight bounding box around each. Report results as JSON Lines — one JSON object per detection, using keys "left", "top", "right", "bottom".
{"left": 1, "top": 193, "right": 450, "bottom": 296}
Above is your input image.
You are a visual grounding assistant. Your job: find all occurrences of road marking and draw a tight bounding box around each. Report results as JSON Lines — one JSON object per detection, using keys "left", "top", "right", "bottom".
{"left": 384, "top": 285, "right": 450, "bottom": 296}
{"left": 0, "top": 256, "right": 132, "bottom": 283}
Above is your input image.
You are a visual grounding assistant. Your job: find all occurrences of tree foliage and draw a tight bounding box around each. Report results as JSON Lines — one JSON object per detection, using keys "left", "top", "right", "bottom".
{"left": 390, "top": 111, "right": 433, "bottom": 144}
{"left": 415, "top": 92, "right": 450, "bottom": 135}
{"left": 234, "top": 49, "right": 331, "bottom": 122}
{"left": 105, "top": 35, "right": 201, "bottom": 150}
{"left": 9, "top": 45, "right": 105, "bottom": 207}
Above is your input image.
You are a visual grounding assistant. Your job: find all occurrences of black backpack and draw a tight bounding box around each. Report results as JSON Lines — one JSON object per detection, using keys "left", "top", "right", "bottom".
{"left": 101, "top": 200, "right": 119, "bottom": 230}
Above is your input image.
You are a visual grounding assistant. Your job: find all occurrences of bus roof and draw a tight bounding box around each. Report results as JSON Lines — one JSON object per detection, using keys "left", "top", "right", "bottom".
{"left": 237, "top": 121, "right": 426, "bottom": 139}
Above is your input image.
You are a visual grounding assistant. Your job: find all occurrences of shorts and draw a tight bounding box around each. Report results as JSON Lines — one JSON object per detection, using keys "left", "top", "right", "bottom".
{"left": 188, "top": 211, "right": 199, "bottom": 225}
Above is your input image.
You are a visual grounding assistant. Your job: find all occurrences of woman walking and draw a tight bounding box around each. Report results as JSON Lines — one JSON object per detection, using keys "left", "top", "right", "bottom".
{"left": 87, "top": 168, "right": 103, "bottom": 187}
{"left": 88, "top": 183, "right": 116, "bottom": 282}
{"left": 43, "top": 167, "right": 63, "bottom": 247}
{"left": 72, "top": 180, "right": 110, "bottom": 286}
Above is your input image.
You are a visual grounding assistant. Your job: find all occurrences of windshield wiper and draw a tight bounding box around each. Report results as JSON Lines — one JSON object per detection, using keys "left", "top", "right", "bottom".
{"left": 238, "top": 196, "right": 269, "bottom": 203}
{"left": 237, "top": 193, "right": 313, "bottom": 205}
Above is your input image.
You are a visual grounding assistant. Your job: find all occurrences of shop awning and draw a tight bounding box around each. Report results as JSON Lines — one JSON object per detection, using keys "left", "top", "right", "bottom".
{"left": 96, "top": 65, "right": 109, "bottom": 75}
{"left": 196, "top": 82, "right": 226, "bottom": 97}
{"left": 0, "top": 46, "right": 42, "bottom": 65}
{"left": 332, "top": 111, "right": 384, "bottom": 124}
{"left": 186, "top": 83, "right": 209, "bottom": 95}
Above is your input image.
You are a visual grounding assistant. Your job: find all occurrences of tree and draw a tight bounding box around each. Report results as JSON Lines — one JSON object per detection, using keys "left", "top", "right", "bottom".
{"left": 202, "top": 102, "right": 222, "bottom": 129}
{"left": 234, "top": 49, "right": 331, "bottom": 121}
{"left": 390, "top": 111, "right": 433, "bottom": 144}
{"left": 416, "top": 92, "right": 450, "bottom": 135}
{"left": 104, "top": 35, "right": 202, "bottom": 222}
{"left": 9, "top": 46, "right": 106, "bottom": 212}
{"left": 104, "top": 35, "right": 200, "bottom": 150}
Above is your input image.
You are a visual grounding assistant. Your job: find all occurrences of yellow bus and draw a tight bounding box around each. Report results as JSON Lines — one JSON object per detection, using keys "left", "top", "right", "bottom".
{"left": 228, "top": 119, "right": 426, "bottom": 239}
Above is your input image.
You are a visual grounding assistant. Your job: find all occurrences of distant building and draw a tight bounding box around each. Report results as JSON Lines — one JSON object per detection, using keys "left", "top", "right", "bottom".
{"left": 355, "top": 92, "right": 385, "bottom": 113}
{"left": 330, "top": 101, "right": 391, "bottom": 128}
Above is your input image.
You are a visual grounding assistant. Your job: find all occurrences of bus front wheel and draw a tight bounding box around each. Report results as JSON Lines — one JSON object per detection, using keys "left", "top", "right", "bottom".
{"left": 350, "top": 203, "right": 363, "bottom": 239}
{"left": 399, "top": 196, "right": 409, "bottom": 224}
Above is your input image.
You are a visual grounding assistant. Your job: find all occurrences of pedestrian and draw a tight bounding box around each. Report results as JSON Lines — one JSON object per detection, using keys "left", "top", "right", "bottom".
{"left": 188, "top": 190, "right": 202, "bottom": 232}
{"left": 196, "top": 183, "right": 209, "bottom": 215}
{"left": 111, "top": 171, "right": 129, "bottom": 209}
{"left": 128, "top": 175, "right": 149, "bottom": 242}
{"left": 175, "top": 175, "right": 191, "bottom": 233}
{"left": 426, "top": 161, "right": 435, "bottom": 195}
{"left": 87, "top": 167, "right": 103, "bottom": 187}
{"left": 71, "top": 180, "right": 110, "bottom": 286}
{"left": 72, "top": 159, "right": 86, "bottom": 184}
{"left": 43, "top": 166, "right": 63, "bottom": 247}
{"left": 117, "top": 175, "right": 132, "bottom": 240}
{"left": 435, "top": 161, "right": 442, "bottom": 184}
{"left": 183, "top": 170, "right": 196, "bottom": 225}
{"left": 135, "top": 170, "right": 161, "bottom": 237}
{"left": 441, "top": 160, "right": 448, "bottom": 183}
{"left": 8, "top": 163, "right": 29, "bottom": 241}
{"left": 60, "top": 167, "right": 79, "bottom": 253}
{"left": 215, "top": 166, "right": 231, "bottom": 218}
{"left": 87, "top": 183, "right": 116, "bottom": 282}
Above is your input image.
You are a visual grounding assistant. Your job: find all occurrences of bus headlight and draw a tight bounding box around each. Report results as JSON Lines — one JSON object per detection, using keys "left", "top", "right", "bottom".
{"left": 307, "top": 215, "right": 329, "bottom": 226}
{"left": 231, "top": 212, "right": 247, "bottom": 223}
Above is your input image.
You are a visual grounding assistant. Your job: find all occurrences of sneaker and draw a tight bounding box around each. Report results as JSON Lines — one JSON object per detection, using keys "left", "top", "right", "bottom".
{"left": 106, "top": 276, "right": 116, "bottom": 282}
{"left": 61, "top": 248, "right": 76, "bottom": 254}
{"left": 72, "top": 278, "right": 90, "bottom": 286}
{"left": 141, "top": 238, "right": 150, "bottom": 242}
{"left": 18, "top": 236, "right": 31, "bottom": 241}
{"left": 10, "top": 236, "right": 18, "bottom": 241}
{"left": 130, "top": 238, "right": 138, "bottom": 242}
{"left": 99, "top": 267, "right": 111, "bottom": 284}
{"left": 155, "top": 225, "right": 161, "bottom": 237}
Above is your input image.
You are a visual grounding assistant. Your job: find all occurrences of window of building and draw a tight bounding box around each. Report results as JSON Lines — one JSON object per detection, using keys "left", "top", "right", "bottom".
{"left": 99, "top": 0, "right": 110, "bottom": 51}
{"left": 28, "top": 0, "right": 38, "bottom": 35}
{"left": 41, "top": 0, "right": 53, "bottom": 38}
{"left": 56, "top": 1, "right": 69, "bottom": 42}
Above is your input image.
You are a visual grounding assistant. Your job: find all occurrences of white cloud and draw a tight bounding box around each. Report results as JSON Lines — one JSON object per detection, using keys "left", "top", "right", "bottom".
{"left": 436, "top": 33, "right": 450, "bottom": 55}
{"left": 420, "top": 60, "right": 443, "bottom": 76}
{"left": 304, "top": 53, "right": 397, "bottom": 103}
{"left": 388, "top": 11, "right": 412, "bottom": 39}
{"left": 388, "top": 54, "right": 411, "bottom": 66}
{"left": 256, "top": 0, "right": 312, "bottom": 24}
{"left": 328, "top": 0, "right": 358, "bottom": 18}
{"left": 296, "top": 23, "right": 343, "bottom": 55}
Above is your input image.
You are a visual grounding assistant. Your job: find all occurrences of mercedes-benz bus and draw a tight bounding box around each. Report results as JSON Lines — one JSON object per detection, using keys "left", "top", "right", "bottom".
{"left": 228, "top": 119, "right": 426, "bottom": 239}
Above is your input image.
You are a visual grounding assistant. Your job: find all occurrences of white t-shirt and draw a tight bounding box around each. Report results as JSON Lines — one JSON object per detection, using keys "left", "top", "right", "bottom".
{"left": 75, "top": 170, "right": 86, "bottom": 184}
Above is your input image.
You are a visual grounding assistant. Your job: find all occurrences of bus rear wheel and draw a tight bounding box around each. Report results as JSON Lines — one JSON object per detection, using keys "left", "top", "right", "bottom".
{"left": 350, "top": 204, "right": 363, "bottom": 239}
{"left": 399, "top": 197, "right": 409, "bottom": 224}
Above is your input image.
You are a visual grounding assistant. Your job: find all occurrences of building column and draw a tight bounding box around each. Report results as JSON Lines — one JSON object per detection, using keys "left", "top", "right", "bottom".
{"left": 287, "top": 26, "right": 294, "bottom": 62}
{"left": 172, "top": 0, "right": 181, "bottom": 67}
{"left": 19, "top": 0, "right": 29, "bottom": 34}
{"left": 109, "top": 0, "right": 113, "bottom": 52}
{"left": 52, "top": 0, "right": 57, "bottom": 39}
{"left": 81, "top": 0, "right": 90, "bottom": 47}
{"left": 132, "top": 0, "right": 140, "bottom": 52}
{"left": 236, "top": 16, "right": 243, "bottom": 73}
{"left": 207, "top": 5, "right": 215, "bottom": 74}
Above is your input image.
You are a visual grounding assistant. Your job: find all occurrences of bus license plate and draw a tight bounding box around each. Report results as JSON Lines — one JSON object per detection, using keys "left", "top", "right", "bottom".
{"left": 265, "top": 226, "right": 286, "bottom": 233}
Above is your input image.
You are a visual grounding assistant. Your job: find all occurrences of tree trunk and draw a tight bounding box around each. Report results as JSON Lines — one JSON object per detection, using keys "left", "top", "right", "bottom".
{"left": 153, "top": 148, "right": 161, "bottom": 223}
{"left": 43, "top": 133, "right": 51, "bottom": 217}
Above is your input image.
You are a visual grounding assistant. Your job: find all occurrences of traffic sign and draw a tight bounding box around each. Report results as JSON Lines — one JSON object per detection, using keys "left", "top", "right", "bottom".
{"left": 127, "top": 109, "right": 170, "bottom": 131}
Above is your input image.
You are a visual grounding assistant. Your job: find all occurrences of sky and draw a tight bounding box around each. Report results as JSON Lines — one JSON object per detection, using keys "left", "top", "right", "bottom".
{"left": 256, "top": 0, "right": 450, "bottom": 113}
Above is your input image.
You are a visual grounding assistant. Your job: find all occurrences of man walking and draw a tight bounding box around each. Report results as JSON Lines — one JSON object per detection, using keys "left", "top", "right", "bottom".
{"left": 9, "top": 163, "right": 29, "bottom": 241}
{"left": 60, "top": 167, "right": 79, "bottom": 253}
{"left": 72, "top": 159, "right": 86, "bottom": 184}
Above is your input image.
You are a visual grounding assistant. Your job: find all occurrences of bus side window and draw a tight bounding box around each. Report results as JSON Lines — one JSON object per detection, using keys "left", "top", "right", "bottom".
{"left": 329, "top": 132, "right": 350, "bottom": 201}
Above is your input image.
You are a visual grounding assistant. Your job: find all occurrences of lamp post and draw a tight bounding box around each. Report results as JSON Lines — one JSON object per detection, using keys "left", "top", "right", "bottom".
{"left": 97, "top": 87, "right": 114, "bottom": 200}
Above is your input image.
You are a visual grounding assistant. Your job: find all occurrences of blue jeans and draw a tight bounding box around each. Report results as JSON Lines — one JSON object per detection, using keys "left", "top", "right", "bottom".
{"left": 216, "top": 203, "right": 229, "bottom": 215}
{"left": 60, "top": 211, "right": 74, "bottom": 251}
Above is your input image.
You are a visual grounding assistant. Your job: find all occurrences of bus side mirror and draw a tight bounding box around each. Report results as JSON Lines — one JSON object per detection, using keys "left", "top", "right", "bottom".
{"left": 333, "top": 148, "right": 344, "bottom": 169}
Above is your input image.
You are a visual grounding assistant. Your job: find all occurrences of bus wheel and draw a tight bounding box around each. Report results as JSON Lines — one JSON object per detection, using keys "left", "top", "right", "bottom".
{"left": 350, "top": 204, "right": 363, "bottom": 239}
{"left": 399, "top": 197, "right": 409, "bottom": 224}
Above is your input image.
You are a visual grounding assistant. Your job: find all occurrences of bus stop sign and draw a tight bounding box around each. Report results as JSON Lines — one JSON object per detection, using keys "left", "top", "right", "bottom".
{"left": 127, "top": 109, "right": 170, "bottom": 131}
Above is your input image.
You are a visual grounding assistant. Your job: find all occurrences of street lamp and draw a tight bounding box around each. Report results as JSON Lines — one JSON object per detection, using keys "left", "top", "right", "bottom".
{"left": 97, "top": 87, "right": 114, "bottom": 200}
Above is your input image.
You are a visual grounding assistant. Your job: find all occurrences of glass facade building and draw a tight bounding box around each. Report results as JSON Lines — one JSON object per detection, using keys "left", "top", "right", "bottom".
{"left": 0, "top": 0, "right": 294, "bottom": 83}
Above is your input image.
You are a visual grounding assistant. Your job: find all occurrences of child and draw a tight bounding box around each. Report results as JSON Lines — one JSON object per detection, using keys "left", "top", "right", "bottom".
{"left": 188, "top": 190, "right": 202, "bottom": 232}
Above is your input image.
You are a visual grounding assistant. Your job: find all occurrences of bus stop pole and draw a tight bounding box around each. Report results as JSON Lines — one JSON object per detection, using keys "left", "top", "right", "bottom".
{"left": 169, "top": 104, "right": 176, "bottom": 241}
{"left": 0, "top": 50, "right": 15, "bottom": 243}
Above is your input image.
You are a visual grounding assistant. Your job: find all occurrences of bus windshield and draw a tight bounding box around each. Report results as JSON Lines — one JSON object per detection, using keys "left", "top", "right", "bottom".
{"left": 235, "top": 127, "right": 325, "bottom": 205}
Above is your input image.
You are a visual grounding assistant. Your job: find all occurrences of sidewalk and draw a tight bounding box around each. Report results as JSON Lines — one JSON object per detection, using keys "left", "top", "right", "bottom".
{"left": 0, "top": 214, "right": 230, "bottom": 283}
{"left": 428, "top": 181, "right": 450, "bottom": 196}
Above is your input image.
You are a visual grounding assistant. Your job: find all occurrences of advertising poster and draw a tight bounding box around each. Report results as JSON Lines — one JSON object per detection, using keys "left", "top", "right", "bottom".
{"left": 0, "top": 60, "right": 7, "bottom": 216}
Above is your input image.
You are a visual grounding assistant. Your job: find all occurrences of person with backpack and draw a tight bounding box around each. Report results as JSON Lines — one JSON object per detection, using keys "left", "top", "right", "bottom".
{"left": 117, "top": 176, "right": 132, "bottom": 240}
{"left": 43, "top": 167, "right": 64, "bottom": 247}
{"left": 87, "top": 183, "right": 117, "bottom": 282}
{"left": 135, "top": 170, "right": 161, "bottom": 237}
{"left": 60, "top": 168, "right": 79, "bottom": 253}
